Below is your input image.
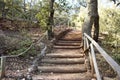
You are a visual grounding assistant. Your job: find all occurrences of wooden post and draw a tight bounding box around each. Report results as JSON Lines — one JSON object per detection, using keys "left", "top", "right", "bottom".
{"left": 0, "top": 56, "right": 6, "bottom": 79}
{"left": 83, "top": 36, "right": 86, "bottom": 51}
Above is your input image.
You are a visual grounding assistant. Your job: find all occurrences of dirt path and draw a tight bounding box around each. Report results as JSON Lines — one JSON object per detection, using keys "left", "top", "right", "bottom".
{"left": 33, "top": 30, "right": 92, "bottom": 80}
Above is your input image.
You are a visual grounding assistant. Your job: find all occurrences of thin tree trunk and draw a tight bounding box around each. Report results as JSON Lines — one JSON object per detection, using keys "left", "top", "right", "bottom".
{"left": 93, "top": 15, "right": 99, "bottom": 41}
{"left": 48, "top": 0, "right": 54, "bottom": 40}
{"left": 24, "top": 0, "right": 26, "bottom": 12}
{"left": 82, "top": 0, "right": 99, "bottom": 42}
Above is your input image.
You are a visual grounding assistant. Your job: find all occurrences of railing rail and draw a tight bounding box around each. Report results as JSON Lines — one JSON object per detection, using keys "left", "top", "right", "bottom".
{"left": 0, "top": 31, "right": 47, "bottom": 79}
{"left": 83, "top": 33, "right": 120, "bottom": 80}
{"left": 26, "top": 42, "right": 47, "bottom": 80}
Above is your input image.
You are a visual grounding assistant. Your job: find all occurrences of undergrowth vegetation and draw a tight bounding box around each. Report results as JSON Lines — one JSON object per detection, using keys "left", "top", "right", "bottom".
{"left": 99, "top": 8, "right": 120, "bottom": 64}
{"left": 4, "top": 28, "right": 39, "bottom": 57}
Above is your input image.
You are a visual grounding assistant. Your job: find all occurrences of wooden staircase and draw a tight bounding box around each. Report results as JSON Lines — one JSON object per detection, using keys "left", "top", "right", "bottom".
{"left": 33, "top": 30, "right": 91, "bottom": 80}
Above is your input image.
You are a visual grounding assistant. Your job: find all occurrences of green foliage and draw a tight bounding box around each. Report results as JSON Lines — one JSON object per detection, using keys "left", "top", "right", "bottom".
{"left": 100, "top": 8, "right": 120, "bottom": 44}
{"left": 35, "top": 0, "right": 72, "bottom": 30}
{"left": 112, "top": 54, "right": 120, "bottom": 64}
{"left": 9, "top": 39, "right": 32, "bottom": 55}
{"left": 0, "top": 1, "right": 5, "bottom": 10}
{"left": 100, "top": 8, "right": 120, "bottom": 64}
{"left": 100, "top": 8, "right": 120, "bottom": 33}
{"left": 55, "top": 0, "right": 71, "bottom": 13}
{"left": 35, "top": 6, "right": 49, "bottom": 30}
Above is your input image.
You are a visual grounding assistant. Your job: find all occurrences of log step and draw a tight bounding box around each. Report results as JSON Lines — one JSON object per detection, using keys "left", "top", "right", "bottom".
{"left": 52, "top": 49, "right": 83, "bottom": 54}
{"left": 46, "top": 53, "right": 84, "bottom": 58}
{"left": 38, "top": 65, "right": 87, "bottom": 73}
{"left": 60, "top": 38, "right": 81, "bottom": 41}
{"left": 55, "top": 42, "right": 81, "bottom": 46}
{"left": 41, "top": 58, "right": 85, "bottom": 64}
{"left": 53, "top": 45, "right": 81, "bottom": 49}
{"left": 33, "top": 73, "right": 91, "bottom": 80}
{"left": 58, "top": 40, "right": 81, "bottom": 43}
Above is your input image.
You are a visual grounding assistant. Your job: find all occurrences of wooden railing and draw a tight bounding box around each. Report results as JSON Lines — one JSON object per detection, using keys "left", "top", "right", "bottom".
{"left": 0, "top": 31, "right": 48, "bottom": 79}
{"left": 83, "top": 33, "right": 120, "bottom": 80}
{"left": 26, "top": 42, "right": 47, "bottom": 80}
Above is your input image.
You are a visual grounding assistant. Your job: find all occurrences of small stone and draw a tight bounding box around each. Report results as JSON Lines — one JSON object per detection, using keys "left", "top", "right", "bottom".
{"left": 50, "top": 72, "right": 53, "bottom": 75}
{"left": 30, "top": 57, "right": 34, "bottom": 59}
{"left": 40, "top": 70, "right": 42, "bottom": 73}
{"left": 39, "top": 77, "right": 44, "bottom": 80}
{"left": 26, "top": 73, "right": 32, "bottom": 80}
{"left": 21, "top": 78, "right": 26, "bottom": 80}
{"left": 91, "top": 78, "right": 96, "bottom": 80}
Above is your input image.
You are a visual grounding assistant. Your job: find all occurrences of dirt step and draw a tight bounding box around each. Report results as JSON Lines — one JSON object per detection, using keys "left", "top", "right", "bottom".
{"left": 41, "top": 58, "right": 85, "bottom": 64}
{"left": 55, "top": 42, "right": 81, "bottom": 46}
{"left": 52, "top": 49, "right": 84, "bottom": 54}
{"left": 53, "top": 45, "right": 81, "bottom": 49}
{"left": 33, "top": 73, "right": 91, "bottom": 80}
{"left": 45, "top": 53, "right": 84, "bottom": 58}
{"left": 38, "top": 65, "right": 87, "bottom": 73}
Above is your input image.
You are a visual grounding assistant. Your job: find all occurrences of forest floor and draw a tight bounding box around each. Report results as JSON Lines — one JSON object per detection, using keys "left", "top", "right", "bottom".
{"left": 0, "top": 18, "right": 117, "bottom": 80}
{"left": 0, "top": 18, "right": 43, "bottom": 79}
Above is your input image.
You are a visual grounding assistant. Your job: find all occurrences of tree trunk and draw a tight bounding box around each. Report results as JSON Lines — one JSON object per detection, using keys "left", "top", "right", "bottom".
{"left": 48, "top": 0, "right": 55, "bottom": 40}
{"left": 82, "top": 0, "right": 99, "bottom": 42}
{"left": 24, "top": 0, "right": 26, "bottom": 12}
{"left": 0, "top": 0, "right": 6, "bottom": 18}
{"left": 93, "top": 15, "right": 99, "bottom": 41}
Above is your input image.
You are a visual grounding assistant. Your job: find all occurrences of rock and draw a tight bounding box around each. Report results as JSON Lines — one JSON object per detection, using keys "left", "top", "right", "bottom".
{"left": 26, "top": 73, "right": 33, "bottom": 80}
{"left": 28, "top": 65, "right": 38, "bottom": 73}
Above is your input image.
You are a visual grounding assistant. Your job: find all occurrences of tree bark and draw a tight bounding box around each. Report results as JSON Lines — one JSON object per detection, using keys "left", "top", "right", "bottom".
{"left": 48, "top": 0, "right": 55, "bottom": 40}
{"left": 82, "top": 0, "right": 99, "bottom": 42}
{"left": 93, "top": 15, "right": 99, "bottom": 41}
{"left": 0, "top": 1, "right": 6, "bottom": 18}
{"left": 24, "top": 0, "right": 26, "bottom": 12}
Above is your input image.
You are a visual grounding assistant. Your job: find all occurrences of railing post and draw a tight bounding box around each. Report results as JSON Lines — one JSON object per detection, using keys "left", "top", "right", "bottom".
{"left": 83, "top": 36, "right": 87, "bottom": 51}
{"left": 85, "top": 38, "right": 94, "bottom": 77}
{"left": 84, "top": 36, "right": 91, "bottom": 73}
{"left": 0, "top": 56, "right": 6, "bottom": 79}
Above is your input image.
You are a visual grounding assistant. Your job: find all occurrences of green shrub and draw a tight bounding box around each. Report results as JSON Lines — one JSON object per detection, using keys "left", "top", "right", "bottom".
{"left": 99, "top": 8, "right": 120, "bottom": 64}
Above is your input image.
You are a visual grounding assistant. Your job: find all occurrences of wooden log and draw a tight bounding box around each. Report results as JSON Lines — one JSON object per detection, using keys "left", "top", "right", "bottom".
{"left": 33, "top": 73, "right": 91, "bottom": 80}
{"left": 60, "top": 38, "right": 82, "bottom": 41}
{"left": 38, "top": 65, "right": 87, "bottom": 73}
{"left": 41, "top": 58, "right": 85, "bottom": 64}
{"left": 58, "top": 40, "right": 81, "bottom": 43}
{"left": 55, "top": 42, "right": 81, "bottom": 46}
{"left": 53, "top": 45, "right": 81, "bottom": 49}
{"left": 46, "top": 54, "right": 84, "bottom": 58}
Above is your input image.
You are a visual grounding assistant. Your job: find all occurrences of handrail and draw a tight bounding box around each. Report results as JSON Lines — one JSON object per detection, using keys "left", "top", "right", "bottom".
{"left": 83, "top": 33, "right": 120, "bottom": 80}
{"left": 90, "top": 43, "right": 101, "bottom": 80}
{"left": 26, "top": 43, "right": 47, "bottom": 80}
{"left": 0, "top": 31, "right": 47, "bottom": 79}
